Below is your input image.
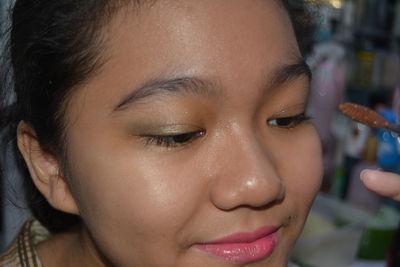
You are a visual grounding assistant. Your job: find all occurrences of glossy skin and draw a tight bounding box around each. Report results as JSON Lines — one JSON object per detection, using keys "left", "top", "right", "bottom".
{"left": 33, "top": 0, "right": 323, "bottom": 266}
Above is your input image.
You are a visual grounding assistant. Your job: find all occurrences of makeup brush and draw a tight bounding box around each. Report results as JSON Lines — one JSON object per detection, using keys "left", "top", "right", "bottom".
{"left": 339, "top": 102, "right": 400, "bottom": 135}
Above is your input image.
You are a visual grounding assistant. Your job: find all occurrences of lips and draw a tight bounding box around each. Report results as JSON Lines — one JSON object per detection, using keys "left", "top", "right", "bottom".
{"left": 195, "top": 226, "right": 279, "bottom": 264}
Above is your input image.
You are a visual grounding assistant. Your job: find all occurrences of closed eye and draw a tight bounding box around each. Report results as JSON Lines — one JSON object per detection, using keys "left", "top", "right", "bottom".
{"left": 267, "top": 113, "right": 311, "bottom": 129}
{"left": 142, "top": 131, "right": 205, "bottom": 148}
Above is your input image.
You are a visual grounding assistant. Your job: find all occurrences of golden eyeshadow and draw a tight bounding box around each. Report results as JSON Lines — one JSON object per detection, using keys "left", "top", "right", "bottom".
{"left": 128, "top": 122, "right": 200, "bottom": 136}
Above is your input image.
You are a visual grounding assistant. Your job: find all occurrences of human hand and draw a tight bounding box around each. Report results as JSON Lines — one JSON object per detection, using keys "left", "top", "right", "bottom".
{"left": 361, "top": 169, "right": 400, "bottom": 202}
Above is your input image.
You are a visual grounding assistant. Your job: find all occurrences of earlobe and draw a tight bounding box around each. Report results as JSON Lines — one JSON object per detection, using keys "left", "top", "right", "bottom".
{"left": 17, "top": 121, "right": 80, "bottom": 216}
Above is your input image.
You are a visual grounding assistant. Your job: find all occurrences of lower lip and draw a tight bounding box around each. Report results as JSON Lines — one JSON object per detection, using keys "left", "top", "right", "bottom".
{"left": 195, "top": 231, "right": 279, "bottom": 264}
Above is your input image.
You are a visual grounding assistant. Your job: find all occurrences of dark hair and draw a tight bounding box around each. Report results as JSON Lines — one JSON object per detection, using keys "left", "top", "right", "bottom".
{"left": 283, "top": 0, "right": 316, "bottom": 55}
{"left": 0, "top": 0, "right": 133, "bottom": 233}
{"left": 0, "top": 0, "right": 314, "bottom": 233}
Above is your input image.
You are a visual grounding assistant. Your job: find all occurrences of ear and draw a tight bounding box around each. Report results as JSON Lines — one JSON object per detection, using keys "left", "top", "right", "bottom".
{"left": 17, "top": 121, "right": 80, "bottom": 215}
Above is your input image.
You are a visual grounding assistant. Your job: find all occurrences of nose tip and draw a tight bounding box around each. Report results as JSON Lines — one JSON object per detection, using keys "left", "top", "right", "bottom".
{"left": 209, "top": 150, "right": 286, "bottom": 211}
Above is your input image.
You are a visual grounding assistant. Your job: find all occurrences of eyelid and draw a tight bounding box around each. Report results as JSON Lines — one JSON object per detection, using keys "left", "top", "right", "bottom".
{"left": 142, "top": 130, "right": 205, "bottom": 148}
{"left": 130, "top": 124, "right": 202, "bottom": 136}
{"left": 267, "top": 112, "right": 310, "bottom": 128}
{"left": 270, "top": 103, "right": 308, "bottom": 116}
{"left": 140, "top": 129, "right": 204, "bottom": 138}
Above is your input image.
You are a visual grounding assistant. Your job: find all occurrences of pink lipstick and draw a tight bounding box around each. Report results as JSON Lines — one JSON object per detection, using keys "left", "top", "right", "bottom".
{"left": 196, "top": 226, "right": 279, "bottom": 264}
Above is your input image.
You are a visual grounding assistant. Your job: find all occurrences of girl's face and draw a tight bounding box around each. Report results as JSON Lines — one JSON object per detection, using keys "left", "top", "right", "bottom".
{"left": 62, "top": 0, "right": 322, "bottom": 266}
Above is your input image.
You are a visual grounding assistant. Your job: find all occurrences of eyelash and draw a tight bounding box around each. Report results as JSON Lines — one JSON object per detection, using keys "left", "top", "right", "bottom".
{"left": 142, "top": 113, "right": 310, "bottom": 148}
{"left": 267, "top": 113, "right": 311, "bottom": 129}
{"left": 143, "top": 131, "right": 205, "bottom": 148}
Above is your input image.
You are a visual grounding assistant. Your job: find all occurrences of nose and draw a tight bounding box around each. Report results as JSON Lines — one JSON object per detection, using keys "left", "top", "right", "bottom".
{"left": 209, "top": 132, "right": 285, "bottom": 211}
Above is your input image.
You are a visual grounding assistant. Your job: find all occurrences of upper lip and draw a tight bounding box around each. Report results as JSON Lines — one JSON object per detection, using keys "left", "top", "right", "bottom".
{"left": 202, "top": 225, "right": 280, "bottom": 244}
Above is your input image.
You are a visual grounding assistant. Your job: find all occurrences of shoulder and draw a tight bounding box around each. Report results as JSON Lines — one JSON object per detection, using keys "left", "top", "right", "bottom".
{"left": 0, "top": 218, "right": 50, "bottom": 267}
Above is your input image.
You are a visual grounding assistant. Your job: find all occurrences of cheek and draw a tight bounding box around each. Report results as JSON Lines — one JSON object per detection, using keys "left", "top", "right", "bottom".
{"left": 64, "top": 136, "right": 207, "bottom": 264}
{"left": 287, "top": 127, "right": 323, "bottom": 207}
{"left": 276, "top": 126, "right": 323, "bottom": 212}
{"left": 67, "top": 146, "right": 190, "bottom": 225}
{"left": 273, "top": 127, "right": 323, "bottom": 253}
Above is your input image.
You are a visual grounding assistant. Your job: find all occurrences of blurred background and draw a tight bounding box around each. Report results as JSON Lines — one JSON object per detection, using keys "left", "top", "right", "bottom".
{"left": 0, "top": 0, "right": 32, "bottom": 255}
{"left": 293, "top": 0, "right": 400, "bottom": 266}
{"left": 0, "top": 0, "right": 400, "bottom": 266}
{"left": 305, "top": 0, "right": 400, "bottom": 201}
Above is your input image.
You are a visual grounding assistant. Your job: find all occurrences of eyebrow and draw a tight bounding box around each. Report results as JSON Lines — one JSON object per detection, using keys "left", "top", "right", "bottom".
{"left": 113, "top": 77, "right": 216, "bottom": 111}
{"left": 112, "top": 59, "right": 311, "bottom": 112}
{"left": 269, "top": 60, "right": 311, "bottom": 89}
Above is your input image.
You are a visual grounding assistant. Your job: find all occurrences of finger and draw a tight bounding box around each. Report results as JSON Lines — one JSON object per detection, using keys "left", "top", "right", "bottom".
{"left": 360, "top": 169, "right": 400, "bottom": 202}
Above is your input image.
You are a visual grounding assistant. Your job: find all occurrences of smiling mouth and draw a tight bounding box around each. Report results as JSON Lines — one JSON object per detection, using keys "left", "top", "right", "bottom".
{"left": 195, "top": 226, "right": 280, "bottom": 264}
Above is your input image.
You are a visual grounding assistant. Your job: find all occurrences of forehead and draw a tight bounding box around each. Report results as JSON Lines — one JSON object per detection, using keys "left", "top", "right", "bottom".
{"left": 103, "top": 0, "right": 298, "bottom": 70}
{"left": 67, "top": 0, "right": 300, "bottom": 118}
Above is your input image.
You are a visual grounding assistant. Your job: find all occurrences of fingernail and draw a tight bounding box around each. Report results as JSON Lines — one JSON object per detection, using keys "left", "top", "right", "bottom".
{"left": 360, "top": 169, "right": 367, "bottom": 181}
